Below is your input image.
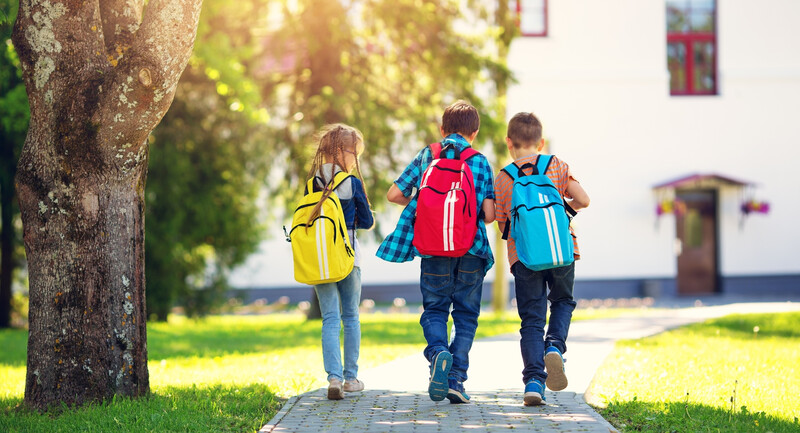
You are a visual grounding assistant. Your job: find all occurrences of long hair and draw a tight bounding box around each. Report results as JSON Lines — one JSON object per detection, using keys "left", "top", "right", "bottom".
{"left": 306, "top": 124, "right": 370, "bottom": 223}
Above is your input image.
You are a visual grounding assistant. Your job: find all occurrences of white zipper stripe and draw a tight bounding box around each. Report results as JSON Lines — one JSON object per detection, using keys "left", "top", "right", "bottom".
{"left": 542, "top": 205, "right": 558, "bottom": 266}
{"left": 547, "top": 205, "right": 563, "bottom": 265}
{"left": 320, "top": 207, "right": 330, "bottom": 279}
{"left": 316, "top": 212, "right": 325, "bottom": 280}
{"left": 442, "top": 184, "right": 451, "bottom": 251}
{"left": 449, "top": 182, "right": 458, "bottom": 251}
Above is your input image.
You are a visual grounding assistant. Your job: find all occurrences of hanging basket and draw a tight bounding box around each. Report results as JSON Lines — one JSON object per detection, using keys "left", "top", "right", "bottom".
{"left": 741, "top": 200, "right": 770, "bottom": 215}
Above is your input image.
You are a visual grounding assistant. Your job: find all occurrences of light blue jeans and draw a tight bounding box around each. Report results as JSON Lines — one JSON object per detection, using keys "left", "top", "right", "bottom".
{"left": 314, "top": 267, "right": 362, "bottom": 382}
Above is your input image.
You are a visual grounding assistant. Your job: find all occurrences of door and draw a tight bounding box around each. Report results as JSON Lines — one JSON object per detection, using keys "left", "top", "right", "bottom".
{"left": 675, "top": 190, "right": 718, "bottom": 295}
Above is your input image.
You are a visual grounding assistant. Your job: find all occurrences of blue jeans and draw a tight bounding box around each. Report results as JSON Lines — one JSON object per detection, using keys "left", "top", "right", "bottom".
{"left": 315, "top": 267, "right": 361, "bottom": 382}
{"left": 512, "top": 261, "right": 577, "bottom": 385}
{"left": 419, "top": 254, "right": 486, "bottom": 384}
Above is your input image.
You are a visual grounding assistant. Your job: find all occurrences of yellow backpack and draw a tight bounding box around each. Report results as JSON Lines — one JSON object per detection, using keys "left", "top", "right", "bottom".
{"left": 287, "top": 172, "right": 354, "bottom": 285}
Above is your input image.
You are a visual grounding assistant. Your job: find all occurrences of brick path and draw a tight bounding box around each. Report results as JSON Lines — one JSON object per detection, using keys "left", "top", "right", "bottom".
{"left": 260, "top": 301, "right": 800, "bottom": 433}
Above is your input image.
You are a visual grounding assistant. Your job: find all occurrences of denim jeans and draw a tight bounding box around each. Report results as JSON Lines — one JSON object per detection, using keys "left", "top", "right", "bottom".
{"left": 512, "top": 261, "right": 577, "bottom": 385}
{"left": 419, "top": 254, "right": 486, "bottom": 383}
{"left": 315, "top": 267, "right": 361, "bottom": 382}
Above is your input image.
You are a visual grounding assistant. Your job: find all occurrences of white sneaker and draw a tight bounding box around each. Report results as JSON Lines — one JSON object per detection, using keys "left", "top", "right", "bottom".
{"left": 343, "top": 378, "right": 365, "bottom": 392}
{"left": 327, "top": 378, "right": 344, "bottom": 400}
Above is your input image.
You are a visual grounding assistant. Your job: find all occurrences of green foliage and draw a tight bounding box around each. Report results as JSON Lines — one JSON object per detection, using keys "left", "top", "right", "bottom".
{"left": 592, "top": 312, "right": 800, "bottom": 432}
{"left": 145, "top": 65, "right": 268, "bottom": 320}
{"left": 258, "top": 0, "right": 512, "bottom": 214}
{"left": 1, "top": 0, "right": 28, "bottom": 329}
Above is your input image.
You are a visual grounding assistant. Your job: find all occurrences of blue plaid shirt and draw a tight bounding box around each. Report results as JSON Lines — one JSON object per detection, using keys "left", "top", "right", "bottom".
{"left": 377, "top": 134, "right": 495, "bottom": 272}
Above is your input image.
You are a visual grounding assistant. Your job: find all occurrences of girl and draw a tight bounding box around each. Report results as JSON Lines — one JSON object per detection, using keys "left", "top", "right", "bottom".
{"left": 307, "top": 124, "right": 374, "bottom": 400}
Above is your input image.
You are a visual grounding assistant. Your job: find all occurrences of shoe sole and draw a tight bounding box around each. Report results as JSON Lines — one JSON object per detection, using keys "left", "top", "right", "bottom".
{"left": 544, "top": 352, "right": 568, "bottom": 391}
{"left": 343, "top": 386, "right": 364, "bottom": 392}
{"left": 446, "top": 389, "right": 470, "bottom": 404}
{"left": 327, "top": 386, "right": 344, "bottom": 400}
{"left": 428, "top": 351, "right": 452, "bottom": 401}
{"left": 523, "top": 391, "right": 545, "bottom": 406}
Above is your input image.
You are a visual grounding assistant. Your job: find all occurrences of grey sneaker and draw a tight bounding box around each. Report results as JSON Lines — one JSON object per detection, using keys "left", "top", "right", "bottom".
{"left": 327, "top": 378, "right": 344, "bottom": 400}
{"left": 343, "top": 378, "right": 365, "bottom": 392}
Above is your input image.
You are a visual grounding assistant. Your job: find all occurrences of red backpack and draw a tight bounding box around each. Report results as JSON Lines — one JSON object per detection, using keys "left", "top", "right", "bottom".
{"left": 413, "top": 142, "right": 480, "bottom": 257}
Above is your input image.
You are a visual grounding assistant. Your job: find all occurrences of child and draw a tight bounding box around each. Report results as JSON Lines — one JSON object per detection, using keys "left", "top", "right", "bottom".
{"left": 494, "top": 112, "right": 590, "bottom": 406}
{"left": 307, "top": 124, "right": 374, "bottom": 400}
{"left": 384, "top": 100, "right": 496, "bottom": 404}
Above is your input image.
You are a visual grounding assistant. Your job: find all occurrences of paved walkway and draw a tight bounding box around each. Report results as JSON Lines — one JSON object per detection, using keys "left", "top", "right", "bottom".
{"left": 260, "top": 301, "right": 800, "bottom": 432}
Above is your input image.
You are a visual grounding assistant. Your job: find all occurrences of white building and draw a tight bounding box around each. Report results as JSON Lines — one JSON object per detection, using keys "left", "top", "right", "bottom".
{"left": 506, "top": 0, "right": 800, "bottom": 297}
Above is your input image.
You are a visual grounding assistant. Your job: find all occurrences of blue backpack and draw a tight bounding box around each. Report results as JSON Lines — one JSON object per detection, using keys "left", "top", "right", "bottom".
{"left": 501, "top": 155, "right": 575, "bottom": 271}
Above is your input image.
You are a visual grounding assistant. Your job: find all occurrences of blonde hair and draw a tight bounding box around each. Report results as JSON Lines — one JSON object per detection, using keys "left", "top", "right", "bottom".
{"left": 306, "top": 124, "right": 370, "bottom": 222}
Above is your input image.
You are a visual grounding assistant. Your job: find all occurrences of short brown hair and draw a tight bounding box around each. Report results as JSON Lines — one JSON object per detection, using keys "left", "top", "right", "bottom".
{"left": 507, "top": 112, "right": 542, "bottom": 148}
{"left": 441, "top": 100, "right": 480, "bottom": 137}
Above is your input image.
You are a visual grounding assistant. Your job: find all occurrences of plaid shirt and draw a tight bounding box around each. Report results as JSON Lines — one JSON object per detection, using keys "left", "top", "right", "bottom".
{"left": 377, "top": 134, "right": 495, "bottom": 272}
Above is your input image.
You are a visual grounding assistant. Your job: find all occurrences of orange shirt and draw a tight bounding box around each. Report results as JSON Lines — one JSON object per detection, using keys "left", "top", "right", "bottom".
{"left": 494, "top": 154, "right": 580, "bottom": 270}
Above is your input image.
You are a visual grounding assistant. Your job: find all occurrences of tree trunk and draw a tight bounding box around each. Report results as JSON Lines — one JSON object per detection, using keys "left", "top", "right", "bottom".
{"left": 12, "top": 0, "right": 202, "bottom": 410}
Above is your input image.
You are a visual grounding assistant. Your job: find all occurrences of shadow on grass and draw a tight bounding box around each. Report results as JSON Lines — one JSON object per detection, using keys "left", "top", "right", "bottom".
{"left": 599, "top": 399, "right": 800, "bottom": 433}
{"left": 0, "top": 383, "right": 284, "bottom": 433}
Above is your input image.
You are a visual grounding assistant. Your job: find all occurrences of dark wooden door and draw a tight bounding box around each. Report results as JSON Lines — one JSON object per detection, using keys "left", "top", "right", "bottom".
{"left": 675, "top": 190, "right": 718, "bottom": 295}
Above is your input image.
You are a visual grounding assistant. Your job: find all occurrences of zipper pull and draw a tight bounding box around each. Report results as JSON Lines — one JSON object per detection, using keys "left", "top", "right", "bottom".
{"left": 283, "top": 226, "right": 291, "bottom": 242}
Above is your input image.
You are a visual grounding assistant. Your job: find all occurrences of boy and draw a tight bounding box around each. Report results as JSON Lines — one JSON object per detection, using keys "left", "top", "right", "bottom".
{"left": 383, "top": 100, "right": 495, "bottom": 404}
{"left": 494, "top": 112, "right": 590, "bottom": 406}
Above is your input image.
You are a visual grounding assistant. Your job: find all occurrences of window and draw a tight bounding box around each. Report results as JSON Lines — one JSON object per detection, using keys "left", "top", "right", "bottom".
{"left": 667, "top": 0, "right": 717, "bottom": 95}
{"left": 517, "top": 0, "right": 548, "bottom": 37}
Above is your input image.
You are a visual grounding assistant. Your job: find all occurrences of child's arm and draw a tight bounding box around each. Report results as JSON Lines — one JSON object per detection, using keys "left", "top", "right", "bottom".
{"left": 481, "top": 198, "right": 495, "bottom": 224}
{"left": 387, "top": 183, "right": 411, "bottom": 206}
{"left": 353, "top": 179, "right": 375, "bottom": 230}
{"left": 565, "top": 179, "right": 590, "bottom": 211}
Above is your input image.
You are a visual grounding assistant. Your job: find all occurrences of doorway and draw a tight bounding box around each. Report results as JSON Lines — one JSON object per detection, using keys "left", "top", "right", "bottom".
{"left": 675, "top": 189, "right": 719, "bottom": 295}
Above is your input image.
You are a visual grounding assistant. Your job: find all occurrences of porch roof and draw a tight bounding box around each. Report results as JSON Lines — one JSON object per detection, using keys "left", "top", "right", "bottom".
{"left": 652, "top": 173, "right": 753, "bottom": 190}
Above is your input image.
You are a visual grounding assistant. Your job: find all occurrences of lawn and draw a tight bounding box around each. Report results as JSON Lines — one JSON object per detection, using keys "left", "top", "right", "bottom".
{"left": 0, "top": 307, "right": 642, "bottom": 432}
{"left": 0, "top": 310, "right": 528, "bottom": 432}
{"left": 590, "top": 312, "right": 800, "bottom": 433}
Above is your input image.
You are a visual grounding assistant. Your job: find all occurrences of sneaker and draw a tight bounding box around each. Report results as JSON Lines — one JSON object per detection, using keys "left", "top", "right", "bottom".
{"left": 544, "top": 346, "right": 568, "bottom": 391}
{"left": 523, "top": 379, "right": 546, "bottom": 406}
{"left": 327, "top": 378, "right": 344, "bottom": 400}
{"left": 428, "top": 350, "right": 452, "bottom": 401}
{"left": 446, "top": 379, "right": 470, "bottom": 404}
{"left": 343, "top": 378, "right": 365, "bottom": 392}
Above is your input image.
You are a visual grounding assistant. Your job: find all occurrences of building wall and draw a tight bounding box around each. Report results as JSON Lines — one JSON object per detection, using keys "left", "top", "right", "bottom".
{"left": 506, "top": 0, "right": 800, "bottom": 282}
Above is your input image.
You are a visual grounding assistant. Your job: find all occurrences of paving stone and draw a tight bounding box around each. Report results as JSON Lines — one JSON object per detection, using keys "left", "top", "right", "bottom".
{"left": 261, "top": 302, "right": 800, "bottom": 433}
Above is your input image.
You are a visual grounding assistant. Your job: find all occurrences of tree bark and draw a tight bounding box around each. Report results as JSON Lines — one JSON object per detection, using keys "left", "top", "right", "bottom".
{"left": 11, "top": 0, "right": 202, "bottom": 410}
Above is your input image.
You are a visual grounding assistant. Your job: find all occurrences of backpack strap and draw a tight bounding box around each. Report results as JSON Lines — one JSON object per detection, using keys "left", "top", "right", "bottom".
{"left": 429, "top": 142, "right": 442, "bottom": 159}
{"left": 501, "top": 162, "right": 519, "bottom": 182}
{"left": 306, "top": 171, "right": 353, "bottom": 195}
{"left": 536, "top": 154, "right": 553, "bottom": 175}
{"left": 459, "top": 147, "right": 479, "bottom": 161}
{"left": 500, "top": 163, "right": 518, "bottom": 241}
{"left": 429, "top": 142, "right": 480, "bottom": 161}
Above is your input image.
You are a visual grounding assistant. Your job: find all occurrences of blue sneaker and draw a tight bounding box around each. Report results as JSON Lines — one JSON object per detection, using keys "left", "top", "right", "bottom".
{"left": 446, "top": 378, "right": 470, "bottom": 404}
{"left": 544, "top": 346, "right": 567, "bottom": 391}
{"left": 428, "top": 351, "right": 452, "bottom": 401}
{"left": 524, "top": 379, "right": 546, "bottom": 406}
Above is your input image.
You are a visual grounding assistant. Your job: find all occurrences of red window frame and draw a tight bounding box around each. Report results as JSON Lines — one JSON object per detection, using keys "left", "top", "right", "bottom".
{"left": 667, "top": 1, "right": 718, "bottom": 95}
{"left": 517, "top": 0, "right": 548, "bottom": 37}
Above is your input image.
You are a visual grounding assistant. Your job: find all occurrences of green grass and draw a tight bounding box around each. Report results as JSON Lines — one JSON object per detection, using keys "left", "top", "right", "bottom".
{"left": 590, "top": 312, "right": 800, "bottom": 433}
{"left": 0, "top": 311, "right": 516, "bottom": 432}
{"left": 0, "top": 307, "right": 639, "bottom": 432}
